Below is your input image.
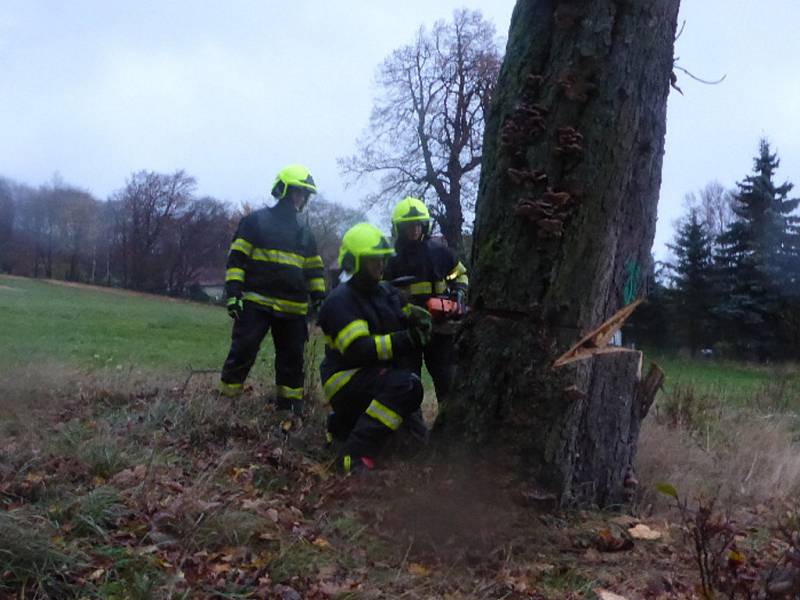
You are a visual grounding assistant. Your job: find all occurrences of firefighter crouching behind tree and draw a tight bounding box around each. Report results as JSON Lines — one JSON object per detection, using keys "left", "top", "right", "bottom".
{"left": 218, "top": 164, "right": 326, "bottom": 415}
{"left": 318, "top": 223, "right": 432, "bottom": 474}
{"left": 384, "top": 197, "right": 468, "bottom": 408}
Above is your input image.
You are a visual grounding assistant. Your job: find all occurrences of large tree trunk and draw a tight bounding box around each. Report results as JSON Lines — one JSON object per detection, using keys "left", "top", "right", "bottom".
{"left": 440, "top": 189, "right": 464, "bottom": 253}
{"left": 443, "top": 0, "right": 679, "bottom": 507}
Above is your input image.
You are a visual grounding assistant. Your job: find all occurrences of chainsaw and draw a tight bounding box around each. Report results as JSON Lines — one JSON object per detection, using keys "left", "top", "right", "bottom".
{"left": 389, "top": 276, "right": 466, "bottom": 333}
{"left": 425, "top": 291, "right": 465, "bottom": 322}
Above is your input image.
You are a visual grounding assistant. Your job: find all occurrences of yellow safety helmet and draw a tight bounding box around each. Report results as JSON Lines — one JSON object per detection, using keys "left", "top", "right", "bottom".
{"left": 338, "top": 223, "right": 395, "bottom": 274}
{"left": 270, "top": 164, "right": 318, "bottom": 199}
{"left": 391, "top": 196, "right": 432, "bottom": 238}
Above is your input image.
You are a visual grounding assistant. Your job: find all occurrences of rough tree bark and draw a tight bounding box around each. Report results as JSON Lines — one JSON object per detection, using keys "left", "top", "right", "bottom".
{"left": 443, "top": 0, "right": 680, "bottom": 507}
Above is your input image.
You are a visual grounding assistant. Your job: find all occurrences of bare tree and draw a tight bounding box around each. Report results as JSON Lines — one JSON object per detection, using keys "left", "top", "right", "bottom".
{"left": 59, "top": 188, "right": 101, "bottom": 281}
{"left": 683, "top": 180, "right": 735, "bottom": 242}
{"left": 1, "top": 171, "right": 235, "bottom": 296}
{"left": 339, "top": 9, "right": 501, "bottom": 252}
{"left": 3, "top": 181, "right": 38, "bottom": 276}
{"left": 113, "top": 170, "right": 195, "bottom": 290}
{"left": 0, "top": 178, "right": 13, "bottom": 273}
{"left": 18, "top": 180, "right": 62, "bottom": 278}
{"left": 164, "top": 197, "right": 233, "bottom": 294}
{"left": 305, "top": 196, "right": 367, "bottom": 269}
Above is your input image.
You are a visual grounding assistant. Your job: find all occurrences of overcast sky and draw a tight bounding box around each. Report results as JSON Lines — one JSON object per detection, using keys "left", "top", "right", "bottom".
{"left": 1, "top": 1, "right": 798, "bottom": 259}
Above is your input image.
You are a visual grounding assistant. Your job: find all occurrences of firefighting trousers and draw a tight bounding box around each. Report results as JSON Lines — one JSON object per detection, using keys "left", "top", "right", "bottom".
{"left": 401, "top": 332, "right": 456, "bottom": 404}
{"left": 220, "top": 302, "right": 307, "bottom": 403}
{"left": 327, "top": 367, "right": 423, "bottom": 459}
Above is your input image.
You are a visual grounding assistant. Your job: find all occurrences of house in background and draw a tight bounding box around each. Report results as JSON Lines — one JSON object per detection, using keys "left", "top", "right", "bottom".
{"left": 187, "top": 267, "right": 225, "bottom": 303}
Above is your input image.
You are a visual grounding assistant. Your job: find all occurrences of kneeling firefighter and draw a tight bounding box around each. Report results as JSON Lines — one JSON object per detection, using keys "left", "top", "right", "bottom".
{"left": 384, "top": 197, "right": 468, "bottom": 408}
{"left": 317, "top": 223, "right": 432, "bottom": 474}
{"left": 218, "top": 164, "right": 326, "bottom": 415}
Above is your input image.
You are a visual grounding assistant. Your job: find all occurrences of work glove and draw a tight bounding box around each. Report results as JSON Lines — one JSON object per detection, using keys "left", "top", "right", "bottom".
{"left": 407, "top": 322, "right": 432, "bottom": 349}
{"left": 227, "top": 296, "right": 244, "bottom": 320}
{"left": 416, "top": 311, "right": 433, "bottom": 339}
{"left": 405, "top": 304, "right": 432, "bottom": 331}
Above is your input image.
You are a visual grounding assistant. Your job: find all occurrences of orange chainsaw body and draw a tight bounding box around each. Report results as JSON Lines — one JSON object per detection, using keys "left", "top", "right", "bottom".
{"left": 425, "top": 297, "right": 463, "bottom": 321}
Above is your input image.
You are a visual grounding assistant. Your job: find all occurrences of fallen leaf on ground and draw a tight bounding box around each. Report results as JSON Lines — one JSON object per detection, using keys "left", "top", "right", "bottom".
{"left": 318, "top": 580, "right": 357, "bottom": 595}
{"left": 585, "top": 548, "right": 602, "bottom": 562}
{"left": 313, "top": 537, "right": 332, "bottom": 549}
{"left": 594, "top": 528, "right": 634, "bottom": 552}
{"left": 611, "top": 515, "right": 639, "bottom": 528}
{"left": 210, "top": 563, "right": 231, "bottom": 575}
{"left": 628, "top": 524, "right": 662, "bottom": 540}
{"left": 25, "top": 472, "right": 45, "bottom": 483}
{"left": 110, "top": 464, "right": 147, "bottom": 488}
{"left": 241, "top": 497, "right": 264, "bottom": 510}
{"left": 595, "top": 589, "right": 629, "bottom": 600}
{"left": 408, "top": 562, "right": 431, "bottom": 576}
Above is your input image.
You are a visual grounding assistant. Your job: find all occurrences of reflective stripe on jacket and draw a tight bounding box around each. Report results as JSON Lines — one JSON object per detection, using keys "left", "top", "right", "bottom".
{"left": 225, "top": 201, "right": 325, "bottom": 317}
{"left": 317, "top": 281, "right": 415, "bottom": 399}
{"left": 384, "top": 238, "right": 468, "bottom": 306}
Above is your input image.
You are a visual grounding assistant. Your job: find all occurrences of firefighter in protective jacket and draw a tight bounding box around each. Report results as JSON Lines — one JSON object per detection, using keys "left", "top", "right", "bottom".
{"left": 383, "top": 197, "right": 468, "bottom": 407}
{"left": 218, "top": 164, "right": 325, "bottom": 415}
{"left": 318, "top": 223, "right": 431, "bottom": 474}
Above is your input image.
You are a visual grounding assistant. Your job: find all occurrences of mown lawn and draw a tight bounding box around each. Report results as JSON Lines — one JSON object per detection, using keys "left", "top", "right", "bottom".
{"left": 647, "top": 350, "right": 800, "bottom": 410}
{"left": 0, "top": 275, "right": 437, "bottom": 395}
{"left": 1, "top": 274, "right": 796, "bottom": 402}
{"left": 0, "top": 275, "right": 248, "bottom": 377}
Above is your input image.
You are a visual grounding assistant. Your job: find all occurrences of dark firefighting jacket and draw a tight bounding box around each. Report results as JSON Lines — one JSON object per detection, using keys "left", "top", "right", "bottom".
{"left": 224, "top": 201, "right": 325, "bottom": 317}
{"left": 384, "top": 238, "right": 468, "bottom": 306}
{"left": 318, "top": 280, "right": 416, "bottom": 402}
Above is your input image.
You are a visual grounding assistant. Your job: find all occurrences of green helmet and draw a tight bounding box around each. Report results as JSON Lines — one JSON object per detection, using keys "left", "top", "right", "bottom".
{"left": 271, "top": 164, "right": 318, "bottom": 199}
{"left": 338, "top": 223, "right": 395, "bottom": 275}
{"left": 391, "top": 196, "right": 432, "bottom": 238}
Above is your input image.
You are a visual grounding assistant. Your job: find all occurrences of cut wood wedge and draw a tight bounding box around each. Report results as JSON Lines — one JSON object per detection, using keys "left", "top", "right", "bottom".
{"left": 553, "top": 299, "right": 642, "bottom": 368}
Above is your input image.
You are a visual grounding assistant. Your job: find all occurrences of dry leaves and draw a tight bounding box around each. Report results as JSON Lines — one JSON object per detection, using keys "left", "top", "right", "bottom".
{"left": 628, "top": 524, "right": 662, "bottom": 541}
{"left": 408, "top": 562, "right": 432, "bottom": 576}
{"left": 595, "top": 590, "right": 629, "bottom": 600}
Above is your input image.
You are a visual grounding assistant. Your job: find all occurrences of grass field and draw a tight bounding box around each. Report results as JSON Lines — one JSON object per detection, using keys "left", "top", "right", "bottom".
{"left": 2, "top": 275, "right": 800, "bottom": 598}
{"left": 0, "top": 275, "right": 255, "bottom": 378}
{"left": 648, "top": 351, "right": 800, "bottom": 410}
{"left": 2, "top": 274, "right": 794, "bottom": 402}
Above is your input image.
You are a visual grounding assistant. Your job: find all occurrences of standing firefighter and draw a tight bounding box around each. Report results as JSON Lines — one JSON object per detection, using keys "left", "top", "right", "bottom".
{"left": 384, "top": 197, "right": 468, "bottom": 408}
{"left": 218, "top": 164, "right": 326, "bottom": 415}
{"left": 318, "top": 223, "right": 432, "bottom": 474}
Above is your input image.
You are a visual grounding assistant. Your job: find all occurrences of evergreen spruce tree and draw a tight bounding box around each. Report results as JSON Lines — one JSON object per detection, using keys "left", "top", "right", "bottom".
{"left": 667, "top": 210, "right": 716, "bottom": 356}
{"left": 625, "top": 259, "right": 672, "bottom": 350}
{"left": 715, "top": 139, "right": 799, "bottom": 359}
{"left": 785, "top": 194, "right": 800, "bottom": 299}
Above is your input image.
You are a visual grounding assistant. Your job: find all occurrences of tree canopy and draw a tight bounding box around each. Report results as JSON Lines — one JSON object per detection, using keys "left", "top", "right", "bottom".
{"left": 339, "top": 9, "right": 501, "bottom": 252}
